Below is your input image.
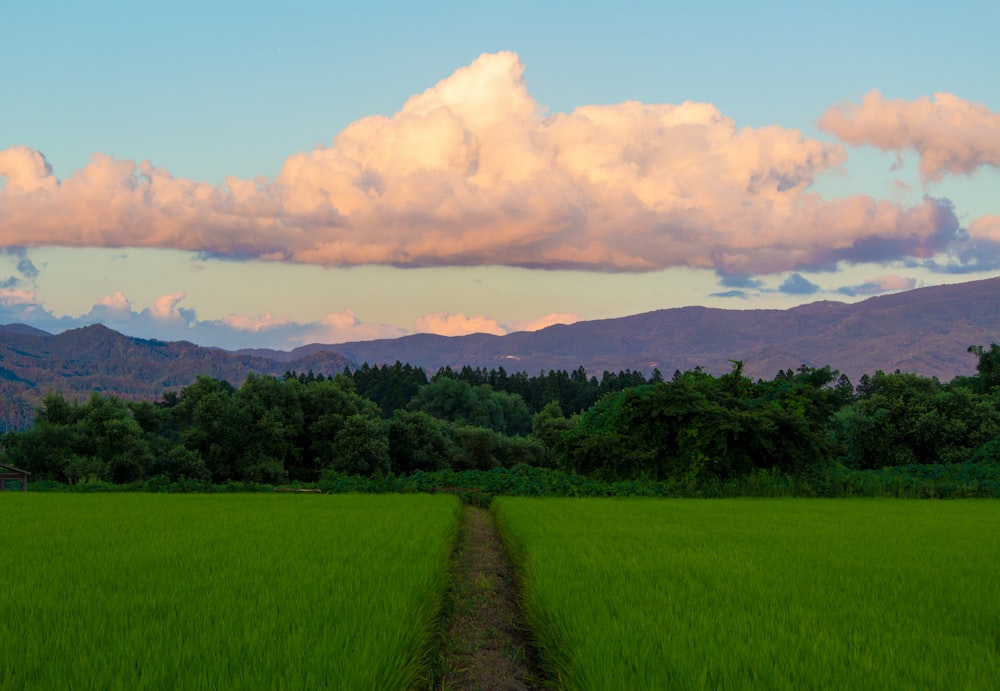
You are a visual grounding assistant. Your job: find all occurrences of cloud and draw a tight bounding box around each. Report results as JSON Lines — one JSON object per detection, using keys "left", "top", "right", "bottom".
{"left": 150, "top": 292, "right": 188, "bottom": 321}
{"left": 0, "top": 53, "right": 981, "bottom": 274}
{"left": 717, "top": 273, "right": 764, "bottom": 289}
{"left": 0, "top": 247, "right": 40, "bottom": 288}
{"left": 835, "top": 274, "right": 917, "bottom": 297}
{"left": 413, "top": 310, "right": 580, "bottom": 337}
{"left": 219, "top": 309, "right": 408, "bottom": 346}
{"left": 922, "top": 214, "right": 1000, "bottom": 273}
{"left": 415, "top": 312, "right": 507, "bottom": 337}
{"left": 968, "top": 214, "right": 1000, "bottom": 243}
{"left": 779, "top": 273, "right": 821, "bottom": 295}
{"left": 0, "top": 247, "right": 40, "bottom": 281}
{"left": 819, "top": 90, "right": 1000, "bottom": 181}
{"left": 508, "top": 312, "right": 581, "bottom": 332}
{"left": 0, "top": 289, "right": 410, "bottom": 349}
{"left": 709, "top": 289, "right": 750, "bottom": 299}
{"left": 96, "top": 291, "right": 132, "bottom": 313}
{"left": 16, "top": 256, "right": 39, "bottom": 280}
{"left": 222, "top": 313, "right": 293, "bottom": 332}
{"left": 0, "top": 287, "right": 41, "bottom": 307}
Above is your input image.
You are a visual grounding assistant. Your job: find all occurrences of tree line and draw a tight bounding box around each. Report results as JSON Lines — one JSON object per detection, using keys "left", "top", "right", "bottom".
{"left": 4, "top": 345, "right": 1000, "bottom": 490}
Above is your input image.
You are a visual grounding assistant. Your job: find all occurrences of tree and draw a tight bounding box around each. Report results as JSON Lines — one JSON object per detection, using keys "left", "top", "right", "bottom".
{"left": 408, "top": 378, "right": 531, "bottom": 435}
{"left": 330, "top": 414, "right": 390, "bottom": 475}
{"left": 387, "top": 410, "right": 454, "bottom": 475}
{"left": 968, "top": 344, "right": 1000, "bottom": 392}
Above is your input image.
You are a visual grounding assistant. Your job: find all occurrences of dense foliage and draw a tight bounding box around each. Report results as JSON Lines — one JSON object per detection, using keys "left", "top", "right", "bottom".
{"left": 5, "top": 345, "right": 1000, "bottom": 495}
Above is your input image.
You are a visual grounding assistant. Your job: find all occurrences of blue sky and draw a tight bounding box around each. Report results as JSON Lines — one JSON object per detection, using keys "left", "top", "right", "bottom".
{"left": 2, "top": 1, "right": 998, "bottom": 349}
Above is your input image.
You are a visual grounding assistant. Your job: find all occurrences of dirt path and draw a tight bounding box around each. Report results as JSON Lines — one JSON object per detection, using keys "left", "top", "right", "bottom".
{"left": 433, "top": 505, "right": 549, "bottom": 690}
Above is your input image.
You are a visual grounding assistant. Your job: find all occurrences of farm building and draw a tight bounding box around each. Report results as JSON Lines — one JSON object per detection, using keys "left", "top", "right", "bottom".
{"left": 0, "top": 463, "right": 30, "bottom": 491}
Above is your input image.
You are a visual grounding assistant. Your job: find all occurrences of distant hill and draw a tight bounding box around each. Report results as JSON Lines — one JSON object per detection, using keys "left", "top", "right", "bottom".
{"left": 1, "top": 276, "right": 998, "bottom": 428}
{"left": 0, "top": 324, "right": 350, "bottom": 429}
{"left": 287, "top": 276, "right": 1000, "bottom": 384}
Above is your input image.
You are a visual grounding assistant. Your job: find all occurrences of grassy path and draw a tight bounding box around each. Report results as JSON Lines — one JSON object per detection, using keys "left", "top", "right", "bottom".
{"left": 434, "top": 506, "right": 548, "bottom": 690}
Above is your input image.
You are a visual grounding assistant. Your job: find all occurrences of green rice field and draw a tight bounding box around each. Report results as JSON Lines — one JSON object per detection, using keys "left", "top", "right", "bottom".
{"left": 0, "top": 493, "right": 460, "bottom": 689}
{"left": 494, "top": 498, "right": 1000, "bottom": 690}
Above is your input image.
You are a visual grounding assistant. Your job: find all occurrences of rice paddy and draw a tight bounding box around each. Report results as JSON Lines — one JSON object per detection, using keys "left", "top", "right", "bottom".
{"left": 7, "top": 492, "right": 999, "bottom": 689}
{"left": 0, "top": 493, "right": 460, "bottom": 690}
{"left": 493, "top": 497, "right": 1000, "bottom": 690}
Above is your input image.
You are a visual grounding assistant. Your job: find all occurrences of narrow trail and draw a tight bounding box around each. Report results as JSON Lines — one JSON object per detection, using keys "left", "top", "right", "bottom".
{"left": 433, "top": 505, "right": 549, "bottom": 691}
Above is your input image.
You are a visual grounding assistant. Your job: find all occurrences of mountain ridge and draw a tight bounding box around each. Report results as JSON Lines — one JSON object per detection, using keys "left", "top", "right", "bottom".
{"left": 294, "top": 276, "right": 1000, "bottom": 382}
{"left": 1, "top": 276, "right": 998, "bottom": 427}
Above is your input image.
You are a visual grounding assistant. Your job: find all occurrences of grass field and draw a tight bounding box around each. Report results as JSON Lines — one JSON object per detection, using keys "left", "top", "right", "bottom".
{"left": 0, "top": 493, "right": 460, "bottom": 689}
{"left": 494, "top": 498, "right": 1000, "bottom": 690}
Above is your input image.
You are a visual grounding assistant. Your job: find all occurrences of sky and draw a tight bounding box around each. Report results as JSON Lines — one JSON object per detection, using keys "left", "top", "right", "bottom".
{"left": 2, "top": 1, "right": 999, "bottom": 350}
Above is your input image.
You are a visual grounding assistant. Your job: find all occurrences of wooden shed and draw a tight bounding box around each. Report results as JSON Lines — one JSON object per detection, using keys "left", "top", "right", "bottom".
{"left": 0, "top": 463, "right": 30, "bottom": 491}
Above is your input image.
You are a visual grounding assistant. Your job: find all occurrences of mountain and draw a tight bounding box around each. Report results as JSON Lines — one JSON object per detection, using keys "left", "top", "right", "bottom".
{"left": 1, "top": 276, "right": 997, "bottom": 428}
{"left": 289, "top": 276, "right": 1000, "bottom": 384}
{"left": 0, "top": 324, "right": 350, "bottom": 429}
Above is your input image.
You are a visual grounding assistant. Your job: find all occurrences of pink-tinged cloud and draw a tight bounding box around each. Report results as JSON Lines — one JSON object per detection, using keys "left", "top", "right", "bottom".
{"left": 150, "top": 293, "right": 187, "bottom": 321}
{"left": 97, "top": 291, "right": 132, "bottom": 313}
{"left": 414, "top": 311, "right": 581, "bottom": 337}
{"left": 819, "top": 90, "right": 1000, "bottom": 181}
{"left": 222, "top": 309, "right": 407, "bottom": 345}
{"left": 0, "top": 287, "right": 40, "bottom": 306}
{"left": 969, "top": 215, "right": 1000, "bottom": 243}
{"left": 222, "top": 313, "right": 294, "bottom": 332}
{"left": 0, "top": 53, "right": 970, "bottom": 273}
{"left": 302, "top": 310, "right": 408, "bottom": 344}
{"left": 415, "top": 312, "right": 507, "bottom": 337}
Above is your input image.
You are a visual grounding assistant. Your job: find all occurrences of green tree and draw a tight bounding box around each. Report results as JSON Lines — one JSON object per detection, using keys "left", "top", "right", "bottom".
{"left": 330, "top": 414, "right": 390, "bottom": 475}
{"left": 387, "top": 410, "right": 454, "bottom": 475}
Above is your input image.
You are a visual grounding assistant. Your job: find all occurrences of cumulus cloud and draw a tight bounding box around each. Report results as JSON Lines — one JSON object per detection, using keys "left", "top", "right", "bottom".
{"left": 150, "top": 293, "right": 189, "bottom": 321}
{"left": 96, "top": 291, "right": 132, "bottom": 312}
{"left": 0, "top": 53, "right": 985, "bottom": 274}
{"left": 819, "top": 90, "right": 1000, "bottom": 181}
{"left": 835, "top": 275, "right": 917, "bottom": 297}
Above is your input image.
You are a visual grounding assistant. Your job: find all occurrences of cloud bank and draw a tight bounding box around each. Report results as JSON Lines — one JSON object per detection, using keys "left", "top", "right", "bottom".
{"left": 0, "top": 287, "right": 577, "bottom": 350}
{"left": 2, "top": 53, "right": 997, "bottom": 274}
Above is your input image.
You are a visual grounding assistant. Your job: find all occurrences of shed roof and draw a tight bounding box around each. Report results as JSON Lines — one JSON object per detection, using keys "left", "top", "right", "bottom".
{"left": 0, "top": 463, "right": 30, "bottom": 475}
